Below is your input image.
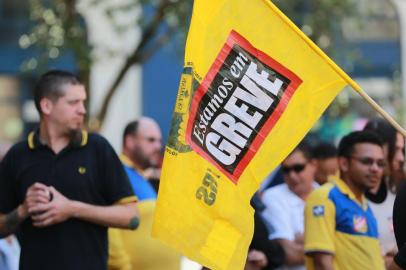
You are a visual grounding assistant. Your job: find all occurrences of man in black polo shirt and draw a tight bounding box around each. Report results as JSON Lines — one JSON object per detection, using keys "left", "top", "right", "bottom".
{"left": 0, "top": 70, "right": 139, "bottom": 270}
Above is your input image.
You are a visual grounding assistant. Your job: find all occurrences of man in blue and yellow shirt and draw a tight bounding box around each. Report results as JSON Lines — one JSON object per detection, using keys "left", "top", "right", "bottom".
{"left": 304, "top": 131, "right": 386, "bottom": 270}
{"left": 108, "top": 117, "right": 181, "bottom": 270}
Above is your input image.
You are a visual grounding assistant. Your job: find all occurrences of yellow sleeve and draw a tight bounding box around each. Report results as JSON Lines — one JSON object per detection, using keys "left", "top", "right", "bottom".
{"left": 304, "top": 185, "right": 336, "bottom": 254}
{"left": 108, "top": 228, "right": 132, "bottom": 270}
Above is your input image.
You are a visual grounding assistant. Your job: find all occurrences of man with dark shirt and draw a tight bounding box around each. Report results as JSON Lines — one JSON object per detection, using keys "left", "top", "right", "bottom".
{"left": 391, "top": 181, "right": 406, "bottom": 270}
{"left": 0, "top": 70, "right": 139, "bottom": 270}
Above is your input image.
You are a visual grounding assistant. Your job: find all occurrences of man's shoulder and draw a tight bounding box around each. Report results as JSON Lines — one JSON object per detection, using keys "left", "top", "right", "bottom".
{"left": 308, "top": 182, "right": 335, "bottom": 202}
{"left": 262, "top": 183, "right": 289, "bottom": 198}
{"left": 5, "top": 140, "right": 30, "bottom": 156}
{"left": 85, "top": 133, "right": 114, "bottom": 150}
{"left": 86, "top": 132, "right": 109, "bottom": 144}
{"left": 123, "top": 165, "right": 144, "bottom": 179}
{"left": 262, "top": 184, "right": 291, "bottom": 205}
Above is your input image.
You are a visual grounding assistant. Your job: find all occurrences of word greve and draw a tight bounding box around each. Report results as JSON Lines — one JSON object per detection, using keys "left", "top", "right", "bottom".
{"left": 187, "top": 30, "right": 299, "bottom": 181}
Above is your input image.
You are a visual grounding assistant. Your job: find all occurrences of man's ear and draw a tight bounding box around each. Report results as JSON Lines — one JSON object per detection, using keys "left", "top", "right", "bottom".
{"left": 40, "top": 98, "right": 53, "bottom": 116}
{"left": 338, "top": 157, "right": 349, "bottom": 173}
{"left": 124, "top": 134, "right": 137, "bottom": 150}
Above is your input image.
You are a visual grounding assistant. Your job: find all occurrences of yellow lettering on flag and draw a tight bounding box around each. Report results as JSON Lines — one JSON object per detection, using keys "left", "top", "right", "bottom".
{"left": 153, "top": 0, "right": 358, "bottom": 269}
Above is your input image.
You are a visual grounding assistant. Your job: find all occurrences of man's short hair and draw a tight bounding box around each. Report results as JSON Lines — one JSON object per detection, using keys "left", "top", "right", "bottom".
{"left": 312, "top": 142, "right": 337, "bottom": 159}
{"left": 34, "top": 70, "right": 81, "bottom": 114}
{"left": 123, "top": 120, "right": 139, "bottom": 145}
{"left": 338, "top": 130, "right": 383, "bottom": 158}
{"left": 290, "top": 141, "right": 313, "bottom": 161}
{"left": 363, "top": 117, "right": 397, "bottom": 163}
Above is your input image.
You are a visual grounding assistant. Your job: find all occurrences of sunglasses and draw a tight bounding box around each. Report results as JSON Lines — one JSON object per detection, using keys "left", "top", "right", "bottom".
{"left": 281, "top": 163, "right": 307, "bottom": 174}
{"left": 350, "top": 156, "right": 385, "bottom": 169}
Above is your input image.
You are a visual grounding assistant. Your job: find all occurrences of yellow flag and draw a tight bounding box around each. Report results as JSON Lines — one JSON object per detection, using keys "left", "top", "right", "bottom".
{"left": 153, "top": 0, "right": 356, "bottom": 269}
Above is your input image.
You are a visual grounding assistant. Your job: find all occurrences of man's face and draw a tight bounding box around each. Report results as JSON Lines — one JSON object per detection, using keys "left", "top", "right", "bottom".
{"left": 130, "top": 121, "right": 162, "bottom": 169}
{"left": 341, "top": 143, "right": 385, "bottom": 192}
{"left": 314, "top": 157, "right": 338, "bottom": 185}
{"left": 46, "top": 84, "right": 86, "bottom": 134}
{"left": 391, "top": 132, "right": 405, "bottom": 172}
{"left": 281, "top": 150, "right": 315, "bottom": 198}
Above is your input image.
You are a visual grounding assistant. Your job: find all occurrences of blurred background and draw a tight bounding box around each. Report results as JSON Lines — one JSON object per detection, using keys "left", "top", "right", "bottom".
{"left": 0, "top": 0, "right": 403, "bottom": 150}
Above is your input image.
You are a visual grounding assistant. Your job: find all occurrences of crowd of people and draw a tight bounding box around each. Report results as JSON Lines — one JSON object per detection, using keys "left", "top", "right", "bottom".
{"left": 0, "top": 69, "right": 405, "bottom": 270}
{"left": 248, "top": 120, "right": 406, "bottom": 270}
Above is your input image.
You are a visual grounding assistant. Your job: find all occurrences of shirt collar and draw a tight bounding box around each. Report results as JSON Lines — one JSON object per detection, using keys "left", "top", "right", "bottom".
{"left": 119, "top": 154, "right": 144, "bottom": 174}
{"left": 331, "top": 175, "right": 368, "bottom": 210}
{"left": 27, "top": 129, "right": 88, "bottom": 150}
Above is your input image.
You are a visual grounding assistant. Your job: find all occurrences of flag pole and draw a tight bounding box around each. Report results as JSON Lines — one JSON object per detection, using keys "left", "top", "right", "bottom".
{"left": 266, "top": 0, "right": 406, "bottom": 138}
{"left": 349, "top": 82, "right": 406, "bottom": 137}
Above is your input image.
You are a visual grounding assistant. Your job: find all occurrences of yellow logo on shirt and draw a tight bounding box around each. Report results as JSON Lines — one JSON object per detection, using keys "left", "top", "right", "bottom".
{"left": 353, "top": 215, "right": 367, "bottom": 233}
{"left": 78, "top": 166, "right": 87, "bottom": 174}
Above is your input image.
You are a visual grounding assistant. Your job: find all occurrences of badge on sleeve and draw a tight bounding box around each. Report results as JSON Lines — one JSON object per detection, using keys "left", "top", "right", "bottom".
{"left": 312, "top": 205, "right": 325, "bottom": 217}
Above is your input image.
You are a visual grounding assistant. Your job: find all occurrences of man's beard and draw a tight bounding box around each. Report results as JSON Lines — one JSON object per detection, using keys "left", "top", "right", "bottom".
{"left": 131, "top": 148, "right": 160, "bottom": 170}
{"left": 130, "top": 150, "right": 151, "bottom": 169}
{"left": 67, "top": 128, "right": 82, "bottom": 141}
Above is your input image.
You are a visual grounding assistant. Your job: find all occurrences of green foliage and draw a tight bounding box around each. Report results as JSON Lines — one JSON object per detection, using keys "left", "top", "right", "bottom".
{"left": 20, "top": 0, "right": 360, "bottom": 127}
{"left": 272, "top": 0, "right": 357, "bottom": 54}
{"left": 20, "top": 0, "right": 91, "bottom": 74}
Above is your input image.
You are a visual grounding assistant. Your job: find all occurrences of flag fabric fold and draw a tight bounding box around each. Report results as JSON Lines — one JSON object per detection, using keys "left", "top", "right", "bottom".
{"left": 153, "top": 0, "right": 355, "bottom": 269}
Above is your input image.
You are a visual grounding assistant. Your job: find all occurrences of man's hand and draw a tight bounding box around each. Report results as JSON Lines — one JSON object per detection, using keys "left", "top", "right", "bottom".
{"left": 22, "top": 182, "right": 52, "bottom": 218}
{"left": 388, "top": 261, "right": 403, "bottom": 270}
{"left": 245, "top": 250, "right": 268, "bottom": 270}
{"left": 0, "top": 182, "right": 49, "bottom": 236}
{"left": 30, "top": 186, "right": 73, "bottom": 227}
{"left": 294, "top": 233, "right": 304, "bottom": 245}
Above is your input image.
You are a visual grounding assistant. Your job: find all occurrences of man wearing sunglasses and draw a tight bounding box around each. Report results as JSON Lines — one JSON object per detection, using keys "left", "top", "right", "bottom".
{"left": 262, "top": 141, "right": 318, "bottom": 270}
{"left": 108, "top": 117, "right": 181, "bottom": 270}
{"left": 304, "top": 131, "right": 385, "bottom": 270}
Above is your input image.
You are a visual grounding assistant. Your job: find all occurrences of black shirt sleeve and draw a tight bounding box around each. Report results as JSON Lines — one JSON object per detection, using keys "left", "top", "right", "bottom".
{"left": 394, "top": 181, "right": 406, "bottom": 268}
{"left": 97, "top": 136, "right": 135, "bottom": 204}
{"left": 394, "top": 244, "right": 406, "bottom": 269}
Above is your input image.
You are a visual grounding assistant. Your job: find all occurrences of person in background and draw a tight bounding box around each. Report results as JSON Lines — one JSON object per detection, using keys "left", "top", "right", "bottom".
{"left": 108, "top": 117, "right": 181, "bottom": 270}
{"left": 262, "top": 141, "right": 318, "bottom": 270}
{"left": 0, "top": 143, "right": 20, "bottom": 270}
{"left": 0, "top": 70, "right": 139, "bottom": 270}
{"left": 363, "top": 117, "right": 405, "bottom": 268}
{"left": 304, "top": 130, "right": 385, "bottom": 270}
{"left": 311, "top": 142, "right": 338, "bottom": 185}
{"left": 245, "top": 250, "right": 268, "bottom": 270}
{"left": 250, "top": 193, "right": 285, "bottom": 270}
{"left": 391, "top": 180, "right": 406, "bottom": 270}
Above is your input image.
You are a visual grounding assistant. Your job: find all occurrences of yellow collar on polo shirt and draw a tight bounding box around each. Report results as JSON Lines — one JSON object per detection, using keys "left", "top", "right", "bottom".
{"left": 331, "top": 175, "right": 368, "bottom": 210}
{"left": 119, "top": 154, "right": 144, "bottom": 174}
{"left": 28, "top": 130, "right": 88, "bottom": 150}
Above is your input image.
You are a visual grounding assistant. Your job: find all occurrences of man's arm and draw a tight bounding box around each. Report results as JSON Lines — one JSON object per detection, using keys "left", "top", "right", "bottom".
{"left": 277, "top": 238, "right": 304, "bottom": 266}
{"left": 389, "top": 261, "right": 403, "bottom": 270}
{"left": 0, "top": 182, "right": 50, "bottom": 237}
{"left": 309, "top": 252, "right": 334, "bottom": 270}
{"left": 30, "top": 186, "right": 139, "bottom": 229}
{"left": 0, "top": 206, "right": 28, "bottom": 237}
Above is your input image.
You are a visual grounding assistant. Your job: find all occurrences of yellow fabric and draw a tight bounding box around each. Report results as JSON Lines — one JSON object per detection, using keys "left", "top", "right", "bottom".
{"left": 80, "top": 130, "right": 88, "bottom": 146}
{"left": 108, "top": 229, "right": 132, "bottom": 270}
{"left": 304, "top": 183, "right": 337, "bottom": 254}
{"left": 153, "top": 0, "right": 357, "bottom": 269}
{"left": 114, "top": 195, "right": 138, "bottom": 205}
{"left": 109, "top": 201, "right": 181, "bottom": 270}
{"left": 304, "top": 177, "right": 385, "bottom": 270}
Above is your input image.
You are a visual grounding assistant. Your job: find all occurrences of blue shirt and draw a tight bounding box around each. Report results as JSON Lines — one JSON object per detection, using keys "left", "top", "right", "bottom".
{"left": 123, "top": 164, "right": 157, "bottom": 201}
{"left": 120, "top": 154, "right": 157, "bottom": 201}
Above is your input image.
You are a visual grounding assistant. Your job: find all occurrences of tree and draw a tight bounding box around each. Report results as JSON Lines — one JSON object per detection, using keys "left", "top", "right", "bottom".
{"left": 20, "top": 0, "right": 356, "bottom": 128}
